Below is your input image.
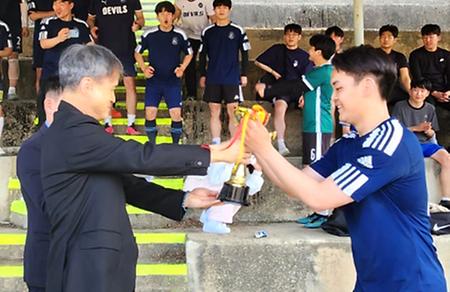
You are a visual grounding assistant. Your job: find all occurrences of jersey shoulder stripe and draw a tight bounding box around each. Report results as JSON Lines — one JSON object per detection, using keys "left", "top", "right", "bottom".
{"left": 0, "top": 21, "right": 10, "bottom": 32}
{"left": 362, "top": 119, "right": 403, "bottom": 156}
{"left": 142, "top": 27, "right": 159, "bottom": 38}
{"left": 41, "top": 16, "right": 58, "bottom": 25}
{"left": 73, "top": 18, "right": 89, "bottom": 28}
{"left": 229, "top": 23, "right": 245, "bottom": 34}
{"left": 331, "top": 163, "right": 369, "bottom": 197}
{"left": 173, "top": 28, "right": 188, "bottom": 40}
{"left": 201, "top": 24, "right": 215, "bottom": 36}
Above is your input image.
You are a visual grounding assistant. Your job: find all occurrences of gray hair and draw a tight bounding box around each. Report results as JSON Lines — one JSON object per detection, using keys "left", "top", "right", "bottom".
{"left": 58, "top": 44, "right": 123, "bottom": 90}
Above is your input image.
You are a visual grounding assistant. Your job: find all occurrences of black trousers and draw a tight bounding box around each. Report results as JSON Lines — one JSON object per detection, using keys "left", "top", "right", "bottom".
{"left": 185, "top": 38, "right": 201, "bottom": 98}
{"left": 27, "top": 284, "right": 45, "bottom": 292}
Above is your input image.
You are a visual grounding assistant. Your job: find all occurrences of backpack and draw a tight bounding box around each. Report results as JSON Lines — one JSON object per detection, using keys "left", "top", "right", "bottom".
{"left": 321, "top": 207, "right": 349, "bottom": 237}
{"left": 430, "top": 211, "right": 450, "bottom": 235}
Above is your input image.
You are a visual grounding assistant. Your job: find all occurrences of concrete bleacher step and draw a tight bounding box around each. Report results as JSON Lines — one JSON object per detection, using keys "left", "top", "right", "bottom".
{"left": 0, "top": 223, "right": 190, "bottom": 291}
{"left": 0, "top": 272, "right": 188, "bottom": 292}
{"left": 186, "top": 223, "right": 450, "bottom": 292}
{"left": 0, "top": 229, "right": 186, "bottom": 264}
{"left": 8, "top": 177, "right": 189, "bottom": 230}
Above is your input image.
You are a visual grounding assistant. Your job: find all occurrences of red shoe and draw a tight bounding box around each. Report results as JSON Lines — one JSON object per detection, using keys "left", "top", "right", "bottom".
{"left": 111, "top": 108, "right": 122, "bottom": 118}
{"left": 104, "top": 124, "right": 114, "bottom": 134}
{"left": 126, "top": 123, "right": 141, "bottom": 135}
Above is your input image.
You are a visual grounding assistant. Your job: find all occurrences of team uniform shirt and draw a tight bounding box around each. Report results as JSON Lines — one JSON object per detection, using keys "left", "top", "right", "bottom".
{"left": 0, "top": 0, "right": 21, "bottom": 38}
{"left": 27, "top": 0, "right": 54, "bottom": 67}
{"left": 311, "top": 118, "right": 447, "bottom": 292}
{"left": 136, "top": 26, "right": 192, "bottom": 86}
{"left": 27, "top": 0, "right": 53, "bottom": 24}
{"left": 378, "top": 48, "right": 409, "bottom": 103}
{"left": 256, "top": 44, "right": 313, "bottom": 81}
{"left": 302, "top": 63, "right": 333, "bottom": 134}
{"left": 409, "top": 47, "right": 450, "bottom": 92}
{"left": 0, "top": 21, "right": 13, "bottom": 51}
{"left": 174, "top": 0, "right": 214, "bottom": 40}
{"left": 88, "top": 0, "right": 142, "bottom": 57}
{"left": 39, "top": 16, "right": 92, "bottom": 79}
{"left": 392, "top": 100, "right": 439, "bottom": 143}
{"left": 200, "top": 22, "right": 250, "bottom": 85}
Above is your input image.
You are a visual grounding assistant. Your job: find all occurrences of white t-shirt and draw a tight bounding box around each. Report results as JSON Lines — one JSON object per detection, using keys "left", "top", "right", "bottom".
{"left": 174, "top": 0, "right": 214, "bottom": 40}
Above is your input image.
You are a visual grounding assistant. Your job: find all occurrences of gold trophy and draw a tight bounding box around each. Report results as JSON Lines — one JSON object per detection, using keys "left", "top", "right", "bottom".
{"left": 219, "top": 105, "right": 271, "bottom": 206}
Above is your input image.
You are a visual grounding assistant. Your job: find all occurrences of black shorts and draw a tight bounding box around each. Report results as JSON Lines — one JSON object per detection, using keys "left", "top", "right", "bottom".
{"left": 203, "top": 84, "right": 243, "bottom": 104}
{"left": 274, "top": 95, "right": 299, "bottom": 105}
{"left": 11, "top": 31, "right": 22, "bottom": 53}
{"left": 116, "top": 53, "right": 137, "bottom": 77}
{"left": 302, "top": 132, "right": 332, "bottom": 165}
{"left": 32, "top": 29, "right": 44, "bottom": 68}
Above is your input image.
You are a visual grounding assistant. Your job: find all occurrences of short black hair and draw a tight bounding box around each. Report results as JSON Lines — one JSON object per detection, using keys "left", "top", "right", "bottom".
{"left": 332, "top": 45, "right": 397, "bottom": 101}
{"left": 309, "top": 34, "right": 336, "bottom": 60}
{"left": 325, "top": 26, "right": 344, "bottom": 38}
{"left": 421, "top": 24, "right": 441, "bottom": 36}
{"left": 213, "top": 0, "right": 232, "bottom": 9}
{"left": 379, "top": 24, "right": 399, "bottom": 38}
{"left": 53, "top": 0, "right": 73, "bottom": 3}
{"left": 284, "top": 23, "right": 302, "bottom": 35}
{"left": 44, "top": 76, "right": 62, "bottom": 97}
{"left": 155, "top": 1, "right": 175, "bottom": 14}
{"left": 411, "top": 78, "right": 432, "bottom": 92}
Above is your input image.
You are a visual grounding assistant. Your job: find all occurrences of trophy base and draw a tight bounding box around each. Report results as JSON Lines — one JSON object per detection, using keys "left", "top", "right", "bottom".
{"left": 219, "top": 182, "right": 250, "bottom": 206}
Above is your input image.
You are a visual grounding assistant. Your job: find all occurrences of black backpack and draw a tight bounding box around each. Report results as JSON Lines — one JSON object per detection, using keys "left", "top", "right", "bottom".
{"left": 321, "top": 207, "right": 349, "bottom": 237}
{"left": 430, "top": 211, "right": 450, "bottom": 235}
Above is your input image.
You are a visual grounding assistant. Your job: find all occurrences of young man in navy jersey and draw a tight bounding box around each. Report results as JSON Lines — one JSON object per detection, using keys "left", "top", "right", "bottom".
{"left": 409, "top": 24, "right": 450, "bottom": 111}
{"left": 255, "top": 23, "right": 313, "bottom": 155}
{"left": 88, "top": 0, "right": 145, "bottom": 134}
{"left": 245, "top": 46, "right": 447, "bottom": 292}
{"left": 38, "top": 0, "right": 92, "bottom": 126}
{"left": 135, "top": 1, "right": 193, "bottom": 144}
{"left": 199, "top": 0, "right": 250, "bottom": 144}
{"left": 27, "top": 0, "right": 55, "bottom": 94}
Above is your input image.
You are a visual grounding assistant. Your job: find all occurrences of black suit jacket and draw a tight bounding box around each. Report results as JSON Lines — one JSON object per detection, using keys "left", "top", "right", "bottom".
{"left": 17, "top": 126, "right": 51, "bottom": 288}
{"left": 41, "top": 101, "right": 210, "bottom": 292}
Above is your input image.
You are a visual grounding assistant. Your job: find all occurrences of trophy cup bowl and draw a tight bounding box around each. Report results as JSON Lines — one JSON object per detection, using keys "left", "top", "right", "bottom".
{"left": 219, "top": 163, "right": 250, "bottom": 206}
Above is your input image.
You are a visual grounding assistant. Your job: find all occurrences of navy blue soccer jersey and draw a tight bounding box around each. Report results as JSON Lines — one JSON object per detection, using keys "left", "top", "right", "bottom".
{"left": 0, "top": 21, "right": 13, "bottom": 50}
{"left": 200, "top": 22, "right": 250, "bottom": 85}
{"left": 39, "top": 17, "right": 92, "bottom": 79}
{"left": 310, "top": 118, "right": 446, "bottom": 292}
{"left": 136, "top": 26, "right": 193, "bottom": 85}
{"left": 27, "top": 0, "right": 53, "bottom": 13}
{"left": 256, "top": 44, "right": 313, "bottom": 81}
{"left": 89, "top": 0, "right": 142, "bottom": 56}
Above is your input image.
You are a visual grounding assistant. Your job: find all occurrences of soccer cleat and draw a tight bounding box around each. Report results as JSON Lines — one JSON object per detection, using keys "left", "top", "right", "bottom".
{"left": 297, "top": 213, "right": 321, "bottom": 225}
{"left": 303, "top": 216, "right": 328, "bottom": 228}
{"left": 111, "top": 108, "right": 122, "bottom": 118}
{"left": 104, "top": 124, "right": 114, "bottom": 134}
{"left": 126, "top": 123, "right": 141, "bottom": 135}
{"left": 439, "top": 200, "right": 450, "bottom": 210}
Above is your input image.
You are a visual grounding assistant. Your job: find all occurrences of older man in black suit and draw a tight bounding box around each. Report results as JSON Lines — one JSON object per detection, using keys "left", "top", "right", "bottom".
{"left": 39, "top": 44, "right": 237, "bottom": 292}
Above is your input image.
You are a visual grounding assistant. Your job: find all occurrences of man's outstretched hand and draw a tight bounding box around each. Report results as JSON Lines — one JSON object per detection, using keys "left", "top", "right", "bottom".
{"left": 184, "top": 188, "right": 222, "bottom": 209}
